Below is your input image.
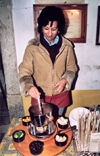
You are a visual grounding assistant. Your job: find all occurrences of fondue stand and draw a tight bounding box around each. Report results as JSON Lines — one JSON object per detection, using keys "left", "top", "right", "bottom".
{"left": 13, "top": 123, "right": 72, "bottom": 156}
{"left": 13, "top": 103, "right": 72, "bottom": 156}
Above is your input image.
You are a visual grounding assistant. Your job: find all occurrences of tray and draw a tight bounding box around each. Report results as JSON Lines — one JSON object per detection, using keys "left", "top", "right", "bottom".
{"left": 12, "top": 122, "right": 72, "bottom": 156}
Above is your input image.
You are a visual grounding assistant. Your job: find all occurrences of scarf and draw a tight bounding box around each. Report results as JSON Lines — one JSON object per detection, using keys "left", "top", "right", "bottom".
{"left": 40, "top": 33, "right": 62, "bottom": 64}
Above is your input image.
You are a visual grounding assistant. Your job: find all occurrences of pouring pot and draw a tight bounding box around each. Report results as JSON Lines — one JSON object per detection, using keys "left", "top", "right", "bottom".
{"left": 29, "top": 103, "right": 53, "bottom": 127}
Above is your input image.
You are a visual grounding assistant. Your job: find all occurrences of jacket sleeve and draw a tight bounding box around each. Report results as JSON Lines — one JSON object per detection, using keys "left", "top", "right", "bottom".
{"left": 61, "top": 46, "right": 77, "bottom": 90}
{"left": 18, "top": 46, "right": 34, "bottom": 96}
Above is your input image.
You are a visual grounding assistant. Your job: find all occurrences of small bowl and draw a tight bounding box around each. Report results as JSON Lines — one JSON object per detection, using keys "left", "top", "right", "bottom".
{"left": 22, "top": 116, "right": 31, "bottom": 126}
{"left": 13, "top": 130, "right": 25, "bottom": 142}
{"left": 58, "top": 123, "right": 68, "bottom": 129}
{"left": 29, "top": 140, "right": 44, "bottom": 155}
{"left": 55, "top": 133, "right": 68, "bottom": 146}
{"left": 57, "top": 117, "right": 69, "bottom": 129}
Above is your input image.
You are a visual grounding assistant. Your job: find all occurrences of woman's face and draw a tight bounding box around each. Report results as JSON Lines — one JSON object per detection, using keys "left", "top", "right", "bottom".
{"left": 42, "top": 21, "right": 58, "bottom": 44}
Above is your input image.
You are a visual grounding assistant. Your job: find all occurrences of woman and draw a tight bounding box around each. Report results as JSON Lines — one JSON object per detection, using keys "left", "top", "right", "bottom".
{"left": 19, "top": 6, "right": 77, "bottom": 116}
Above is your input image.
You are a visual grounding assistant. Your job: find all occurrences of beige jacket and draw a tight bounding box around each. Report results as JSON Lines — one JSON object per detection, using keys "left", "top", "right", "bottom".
{"left": 19, "top": 36, "right": 77, "bottom": 96}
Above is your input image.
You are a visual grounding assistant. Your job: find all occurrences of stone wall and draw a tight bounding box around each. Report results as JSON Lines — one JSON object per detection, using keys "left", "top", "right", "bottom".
{"left": 0, "top": 0, "right": 24, "bottom": 121}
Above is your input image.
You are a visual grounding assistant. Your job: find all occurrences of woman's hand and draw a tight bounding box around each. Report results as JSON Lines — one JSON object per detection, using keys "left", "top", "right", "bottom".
{"left": 53, "top": 79, "right": 66, "bottom": 94}
{"left": 27, "top": 86, "right": 41, "bottom": 99}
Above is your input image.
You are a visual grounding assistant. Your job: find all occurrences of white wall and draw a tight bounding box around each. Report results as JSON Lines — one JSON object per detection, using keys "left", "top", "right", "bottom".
{"left": 75, "top": 0, "right": 100, "bottom": 89}
{"left": 12, "top": 0, "right": 100, "bottom": 90}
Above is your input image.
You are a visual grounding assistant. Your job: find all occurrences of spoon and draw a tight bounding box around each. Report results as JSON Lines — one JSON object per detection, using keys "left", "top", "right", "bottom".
{"left": 57, "top": 125, "right": 76, "bottom": 134}
{"left": 37, "top": 97, "right": 42, "bottom": 114}
{"left": 41, "top": 115, "right": 54, "bottom": 127}
{"left": 46, "top": 115, "right": 54, "bottom": 122}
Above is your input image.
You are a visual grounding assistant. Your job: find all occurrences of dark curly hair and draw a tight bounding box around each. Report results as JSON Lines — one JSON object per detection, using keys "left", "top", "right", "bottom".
{"left": 37, "top": 6, "right": 65, "bottom": 35}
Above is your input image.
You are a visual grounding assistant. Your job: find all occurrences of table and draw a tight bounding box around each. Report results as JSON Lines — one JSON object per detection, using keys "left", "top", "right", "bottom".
{"left": 0, "top": 118, "right": 76, "bottom": 156}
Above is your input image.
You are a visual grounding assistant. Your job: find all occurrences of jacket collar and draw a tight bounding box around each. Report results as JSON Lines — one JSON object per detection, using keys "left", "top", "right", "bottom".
{"left": 27, "top": 35, "right": 73, "bottom": 48}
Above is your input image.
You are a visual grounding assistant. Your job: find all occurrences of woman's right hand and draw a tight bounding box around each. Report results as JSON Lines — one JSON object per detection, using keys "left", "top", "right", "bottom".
{"left": 27, "top": 86, "right": 41, "bottom": 99}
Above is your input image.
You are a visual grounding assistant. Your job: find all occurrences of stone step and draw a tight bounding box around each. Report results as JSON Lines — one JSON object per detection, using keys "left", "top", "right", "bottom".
{"left": 0, "top": 70, "right": 6, "bottom": 92}
{"left": 0, "top": 133, "right": 5, "bottom": 143}
{"left": 0, "top": 124, "right": 9, "bottom": 133}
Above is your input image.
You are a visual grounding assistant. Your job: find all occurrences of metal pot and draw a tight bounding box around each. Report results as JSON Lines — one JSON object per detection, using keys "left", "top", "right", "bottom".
{"left": 29, "top": 103, "right": 53, "bottom": 127}
{"left": 28, "top": 103, "right": 56, "bottom": 138}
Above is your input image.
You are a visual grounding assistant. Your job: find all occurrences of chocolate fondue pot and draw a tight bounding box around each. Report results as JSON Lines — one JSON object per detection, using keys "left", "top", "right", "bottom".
{"left": 28, "top": 103, "right": 56, "bottom": 138}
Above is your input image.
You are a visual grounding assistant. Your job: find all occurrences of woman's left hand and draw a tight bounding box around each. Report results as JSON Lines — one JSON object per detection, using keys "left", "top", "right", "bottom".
{"left": 53, "top": 79, "right": 66, "bottom": 93}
